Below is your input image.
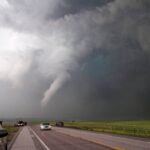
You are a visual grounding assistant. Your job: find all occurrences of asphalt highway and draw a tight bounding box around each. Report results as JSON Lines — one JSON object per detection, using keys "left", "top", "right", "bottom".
{"left": 52, "top": 127, "right": 150, "bottom": 150}
{"left": 11, "top": 126, "right": 150, "bottom": 150}
{"left": 30, "top": 125, "right": 110, "bottom": 150}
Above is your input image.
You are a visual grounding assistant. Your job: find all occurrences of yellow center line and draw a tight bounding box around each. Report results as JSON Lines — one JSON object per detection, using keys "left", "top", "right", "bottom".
{"left": 80, "top": 137, "right": 124, "bottom": 150}
{"left": 55, "top": 129, "right": 125, "bottom": 150}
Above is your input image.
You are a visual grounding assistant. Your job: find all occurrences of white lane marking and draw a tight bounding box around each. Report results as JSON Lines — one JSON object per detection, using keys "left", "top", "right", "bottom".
{"left": 29, "top": 127, "right": 50, "bottom": 150}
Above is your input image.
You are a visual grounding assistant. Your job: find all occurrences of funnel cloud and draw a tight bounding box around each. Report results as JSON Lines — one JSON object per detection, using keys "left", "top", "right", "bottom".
{"left": 0, "top": 0, "right": 150, "bottom": 120}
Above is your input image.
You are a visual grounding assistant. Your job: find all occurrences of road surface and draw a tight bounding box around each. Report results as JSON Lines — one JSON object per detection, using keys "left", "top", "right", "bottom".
{"left": 51, "top": 126, "right": 150, "bottom": 150}
{"left": 10, "top": 126, "right": 110, "bottom": 150}
{"left": 30, "top": 125, "right": 110, "bottom": 150}
{"left": 11, "top": 126, "right": 150, "bottom": 150}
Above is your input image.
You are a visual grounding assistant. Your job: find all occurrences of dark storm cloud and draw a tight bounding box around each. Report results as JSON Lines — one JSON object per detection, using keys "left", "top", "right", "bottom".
{"left": 0, "top": 0, "right": 150, "bottom": 119}
{"left": 42, "top": 0, "right": 150, "bottom": 119}
{"left": 50, "top": 0, "right": 113, "bottom": 19}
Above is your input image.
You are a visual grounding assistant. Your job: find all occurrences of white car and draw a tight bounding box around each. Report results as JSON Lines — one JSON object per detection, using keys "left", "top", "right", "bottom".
{"left": 40, "top": 123, "right": 52, "bottom": 130}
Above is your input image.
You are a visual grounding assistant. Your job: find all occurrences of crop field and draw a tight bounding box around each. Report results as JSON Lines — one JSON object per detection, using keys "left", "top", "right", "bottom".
{"left": 63, "top": 120, "right": 150, "bottom": 137}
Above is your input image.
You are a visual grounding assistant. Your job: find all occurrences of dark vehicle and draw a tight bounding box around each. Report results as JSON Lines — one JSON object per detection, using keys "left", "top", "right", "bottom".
{"left": 24, "top": 122, "right": 27, "bottom": 126}
{"left": 0, "top": 124, "right": 8, "bottom": 150}
{"left": 0, "top": 122, "right": 8, "bottom": 138}
{"left": 0, "top": 121, "right": 2, "bottom": 125}
{"left": 0, "top": 129, "right": 8, "bottom": 138}
{"left": 55, "top": 122, "right": 64, "bottom": 127}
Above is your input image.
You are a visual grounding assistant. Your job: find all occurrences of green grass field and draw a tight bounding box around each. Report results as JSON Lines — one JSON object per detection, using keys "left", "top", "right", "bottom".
{"left": 62, "top": 120, "right": 150, "bottom": 137}
{"left": 3, "top": 125, "right": 18, "bottom": 142}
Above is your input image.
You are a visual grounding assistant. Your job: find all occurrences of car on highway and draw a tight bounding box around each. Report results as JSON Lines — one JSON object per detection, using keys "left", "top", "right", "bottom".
{"left": 0, "top": 125, "right": 8, "bottom": 138}
{"left": 40, "top": 122, "right": 52, "bottom": 130}
{"left": 55, "top": 121, "right": 64, "bottom": 127}
{"left": 14, "top": 120, "right": 27, "bottom": 127}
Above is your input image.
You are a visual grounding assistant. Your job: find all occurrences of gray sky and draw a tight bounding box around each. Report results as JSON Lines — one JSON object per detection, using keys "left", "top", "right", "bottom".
{"left": 0, "top": 0, "right": 150, "bottom": 120}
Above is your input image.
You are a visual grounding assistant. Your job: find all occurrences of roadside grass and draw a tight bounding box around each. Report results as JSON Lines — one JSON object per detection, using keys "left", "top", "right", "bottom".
{"left": 3, "top": 125, "right": 18, "bottom": 142}
{"left": 62, "top": 120, "right": 150, "bottom": 137}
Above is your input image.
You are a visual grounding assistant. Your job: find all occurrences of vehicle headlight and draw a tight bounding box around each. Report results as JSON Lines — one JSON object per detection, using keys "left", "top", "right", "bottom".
{"left": 40, "top": 125, "right": 44, "bottom": 129}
